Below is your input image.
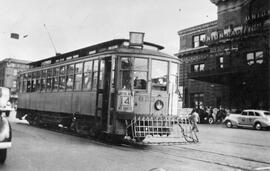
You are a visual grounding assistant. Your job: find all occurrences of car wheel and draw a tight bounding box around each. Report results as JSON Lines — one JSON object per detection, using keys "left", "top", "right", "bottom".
{"left": 208, "top": 117, "right": 214, "bottom": 124}
{"left": 0, "top": 149, "right": 7, "bottom": 164}
{"left": 225, "top": 121, "right": 233, "bottom": 128}
{"left": 254, "top": 122, "right": 262, "bottom": 130}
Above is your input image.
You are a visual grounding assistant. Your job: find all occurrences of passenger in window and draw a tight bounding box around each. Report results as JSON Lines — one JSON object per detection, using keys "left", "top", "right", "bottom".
{"left": 134, "top": 76, "right": 146, "bottom": 89}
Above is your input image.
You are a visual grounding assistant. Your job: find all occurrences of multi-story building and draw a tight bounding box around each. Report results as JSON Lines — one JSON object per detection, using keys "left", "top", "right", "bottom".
{"left": 0, "top": 58, "right": 30, "bottom": 96}
{"left": 176, "top": 0, "right": 270, "bottom": 110}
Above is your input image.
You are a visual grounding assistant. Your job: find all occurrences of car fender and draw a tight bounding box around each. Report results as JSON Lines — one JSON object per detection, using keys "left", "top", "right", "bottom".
{"left": 0, "top": 117, "right": 11, "bottom": 142}
{"left": 254, "top": 118, "right": 270, "bottom": 127}
{"left": 224, "top": 117, "right": 239, "bottom": 126}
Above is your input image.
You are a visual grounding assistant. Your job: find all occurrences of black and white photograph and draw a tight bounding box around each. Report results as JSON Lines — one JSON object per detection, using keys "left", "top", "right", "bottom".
{"left": 0, "top": 0, "right": 269, "bottom": 170}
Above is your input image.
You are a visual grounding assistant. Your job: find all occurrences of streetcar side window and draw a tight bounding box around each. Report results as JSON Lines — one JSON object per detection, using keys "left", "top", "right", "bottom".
{"left": 134, "top": 58, "right": 148, "bottom": 90}
{"left": 83, "top": 61, "right": 93, "bottom": 90}
{"left": 31, "top": 72, "right": 36, "bottom": 92}
{"left": 120, "top": 57, "right": 132, "bottom": 90}
{"left": 26, "top": 73, "right": 31, "bottom": 92}
{"left": 59, "top": 66, "right": 66, "bottom": 91}
{"left": 151, "top": 60, "right": 168, "bottom": 91}
{"left": 46, "top": 69, "right": 53, "bottom": 92}
{"left": 23, "top": 74, "right": 27, "bottom": 92}
{"left": 66, "top": 64, "right": 75, "bottom": 91}
{"left": 36, "top": 71, "right": 41, "bottom": 92}
{"left": 92, "top": 60, "right": 99, "bottom": 90}
{"left": 41, "top": 70, "right": 47, "bottom": 92}
{"left": 52, "top": 67, "right": 59, "bottom": 91}
{"left": 99, "top": 60, "right": 105, "bottom": 89}
{"left": 74, "top": 63, "right": 83, "bottom": 90}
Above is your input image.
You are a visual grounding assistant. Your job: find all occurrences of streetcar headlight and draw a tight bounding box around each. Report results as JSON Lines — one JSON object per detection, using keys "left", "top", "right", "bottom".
{"left": 154, "top": 100, "right": 164, "bottom": 110}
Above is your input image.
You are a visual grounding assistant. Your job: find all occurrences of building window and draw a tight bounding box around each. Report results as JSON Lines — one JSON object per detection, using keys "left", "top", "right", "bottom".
{"left": 13, "top": 81, "right": 16, "bottom": 88}
{"left": 193, "top": 34, "right": 205, "bottom": 48}
{"left": 246, "top": 51, "right": 263, "bottom": 65}
{"left": 218, "top": 57, "right": 224, "bottom": 69}
{"left": 190, "top": 93, "right": 204, "bottom": 108}
{"left": 13, "top": 69, "right": 18, "bottom": 76}
{"left": 192, "top": 63, "right": 205, "bottom": 72}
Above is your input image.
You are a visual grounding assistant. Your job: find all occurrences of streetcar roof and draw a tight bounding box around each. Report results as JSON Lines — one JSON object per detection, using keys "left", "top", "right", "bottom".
{"left": 29, "top": 39, "right": 176, "bottom": 67}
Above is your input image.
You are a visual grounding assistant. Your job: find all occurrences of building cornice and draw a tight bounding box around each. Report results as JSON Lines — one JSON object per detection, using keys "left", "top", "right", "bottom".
{"left": 211, "top": 0, "right": 252, "bottom": 15}
{"left": 210, "top": 0, "right": 228, "bottom": 5}
{"left": 178, "top": 20, "right": 218, "bottom": 36}
{"left": 175, "top": 46, "right": 209, "bottom": 57}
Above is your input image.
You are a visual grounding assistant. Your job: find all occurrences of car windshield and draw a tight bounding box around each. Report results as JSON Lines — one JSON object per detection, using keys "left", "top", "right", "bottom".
{"left": 264, "top": 112, "right": 270, "bottom": 116}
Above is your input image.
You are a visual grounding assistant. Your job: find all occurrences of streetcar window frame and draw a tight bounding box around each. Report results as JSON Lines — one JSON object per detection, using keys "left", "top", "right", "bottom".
{"left": 92, "top": 60, "right": 99, "bottom": 91}
{"left": 66, "top": 64, "right": 75, "bottom": 91}
{"left": 119, "top": 57, "right": 133, "bottom": 90}
{"left": 52, "top": 67, "right": 59, "bottom": 92}
{"left": 133, "top": 57, "right": 148, "bottom": 91}
{"left": 118, "top": 57, "right": 149, "bottom": 91}
{"left": 46, "top": 68, "right": 53, "bottom": 92}
{"left": 83, "top": 60, "right": 93, "bottom": 91}
{"left": 74, "top": 62, "right": 83, "bottom": 91}
{"left": 151, "top": 59, "right": 168, "bottom": 91}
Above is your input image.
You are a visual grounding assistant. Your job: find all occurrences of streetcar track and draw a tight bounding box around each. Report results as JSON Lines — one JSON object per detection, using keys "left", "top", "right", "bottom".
{"left": 169, "top": 145, "right": 270, "bottom": 165}
{"left": 226, "top": 141, "right": 270, "bottom": 148}
{"left": 149, "top": 146, "right": 252, "bottom": 171}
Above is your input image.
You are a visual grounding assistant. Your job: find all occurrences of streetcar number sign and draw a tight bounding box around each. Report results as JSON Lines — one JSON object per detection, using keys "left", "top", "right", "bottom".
{"left": 121, "top": 96, "right": 130, "bottom": 106}
{"left": 117, "top": 90, "right": 134, "bottom": 112}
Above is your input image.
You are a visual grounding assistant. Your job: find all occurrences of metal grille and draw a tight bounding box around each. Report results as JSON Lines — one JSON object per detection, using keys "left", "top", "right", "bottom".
{"left": 133, "top": 115, "right": 184, "bottom": 138}
{"left": 127, "top": 114, "right": 198, "bottom": 144}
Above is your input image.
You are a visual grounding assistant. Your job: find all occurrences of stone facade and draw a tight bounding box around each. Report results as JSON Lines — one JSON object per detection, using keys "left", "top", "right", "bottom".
{"left": 176, "top": 0, "right": 270, "bottom": 110}
{"left": 0, "top": 58, "right": 30, "bottom": 94}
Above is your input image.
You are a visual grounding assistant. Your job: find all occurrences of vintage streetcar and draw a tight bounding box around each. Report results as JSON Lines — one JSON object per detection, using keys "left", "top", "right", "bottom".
{"left": 17, "top": 33, "right": 196, "bottom": 144}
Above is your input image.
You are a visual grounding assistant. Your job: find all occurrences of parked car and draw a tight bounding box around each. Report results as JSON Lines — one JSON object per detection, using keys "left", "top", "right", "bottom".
{"left": 197, "top": 108, "right": 215, "bottom": 124}
{"left": 0, "top": 115, "right": 12, "bottom": 164}
{"left": 0, "top": 87, "right": 12, "bottom": 164}
{"left": 223, "top": 109, "right": 270, "bottom": 130}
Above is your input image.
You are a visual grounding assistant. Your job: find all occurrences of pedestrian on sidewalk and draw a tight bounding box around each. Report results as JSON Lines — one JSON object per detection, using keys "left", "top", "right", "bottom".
{"left": 188, "top": 108, "right": 200, "bottom": 132}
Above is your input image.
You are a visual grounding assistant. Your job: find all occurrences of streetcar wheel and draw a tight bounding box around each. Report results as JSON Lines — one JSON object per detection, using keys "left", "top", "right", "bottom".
{"left": 225, "top": 121, "right": 232, "bottom": 128}
{"left": 0, "top": 149, "right": 7, "bottom": 164}
{"left": 208, "top": 117, "right": 214, "bottom": 124}
{"left": 254, "top": 122, "right": 262, "bottom": 130}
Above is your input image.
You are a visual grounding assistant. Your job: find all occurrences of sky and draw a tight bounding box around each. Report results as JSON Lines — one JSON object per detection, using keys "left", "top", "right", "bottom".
{"left": 0, "top": 0, "right": 217, "bottom": 62}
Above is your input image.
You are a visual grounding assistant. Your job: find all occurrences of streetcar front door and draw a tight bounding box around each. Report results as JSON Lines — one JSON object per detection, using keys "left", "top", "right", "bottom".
{"left": 96, "top": 58, "right": 112, "bottom": 131}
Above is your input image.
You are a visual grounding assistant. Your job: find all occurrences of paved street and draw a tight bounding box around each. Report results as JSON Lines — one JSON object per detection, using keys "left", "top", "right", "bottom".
{"left": 0, "top": 114, "right": 270, "bottom": 171}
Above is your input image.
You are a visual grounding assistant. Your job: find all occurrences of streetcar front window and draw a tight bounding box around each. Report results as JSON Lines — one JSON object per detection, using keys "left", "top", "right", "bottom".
{"left": 134, "top": 58, "right": 148, "bottom": 90}
{"left": 134, "top": 72, "right": 147, "bottom": 90}
{"left": 120, "top": 71, "right": 132, "bottom": 90}
{"left": 151, "top": 60, "right": 168, "bottom": 91}
{"left": 121, "top": 58, "right": 132, "bottom": 70}
{"left": 120, "top": 58, "right": 132, "bottom": 90}
{"left": 170, "top": 63, "right": 178, "bottom": 93}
